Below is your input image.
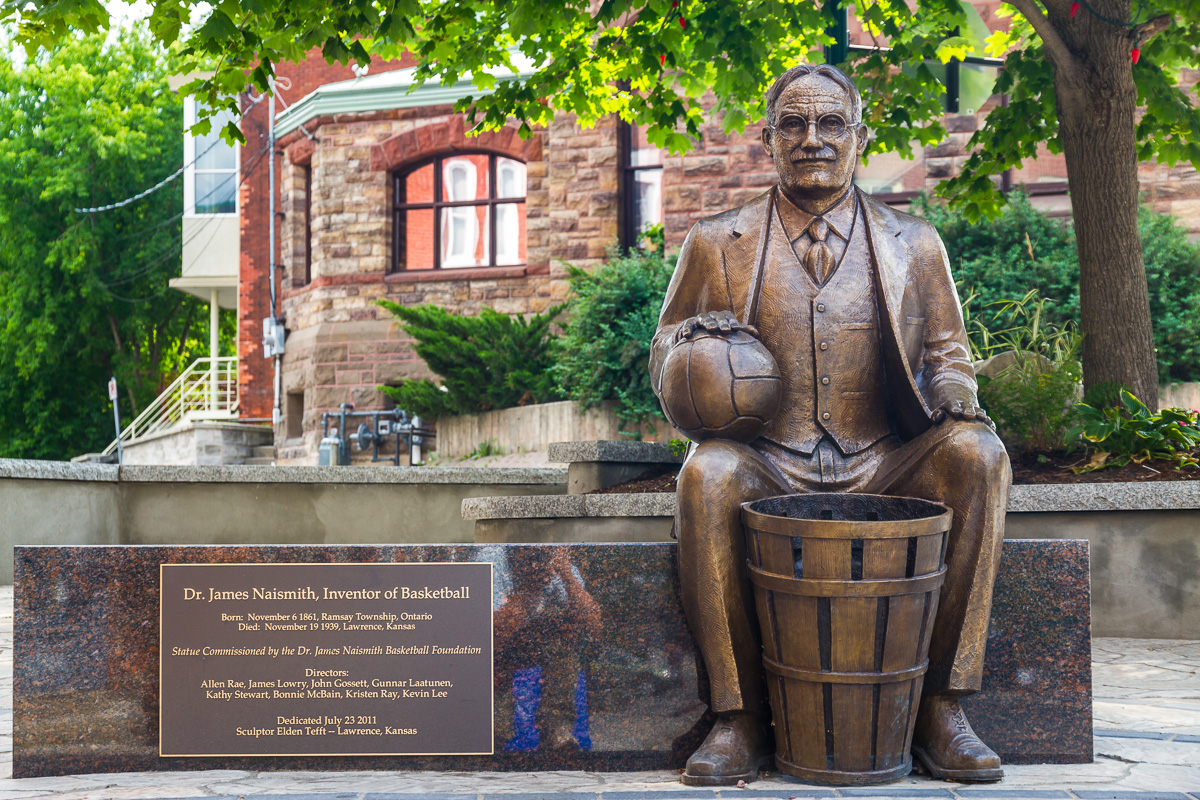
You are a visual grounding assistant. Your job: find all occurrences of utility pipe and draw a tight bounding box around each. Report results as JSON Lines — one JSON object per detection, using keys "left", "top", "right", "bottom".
{"left": 268, "top": 88, "right": 283, "bottom": 426}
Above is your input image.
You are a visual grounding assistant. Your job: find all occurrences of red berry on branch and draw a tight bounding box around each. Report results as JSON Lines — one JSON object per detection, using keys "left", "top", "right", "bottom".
{"left": 660, "top": 54, "right": 666, "bottom": 66}
{"left": 1131, "top": 47, "right": 1141, "bottom": 63}
{"left": 1069, "top": 2, "right": 1079, "bottom": 17}
{"left": 680, "top": 15, "right": 687, "bottom": 28}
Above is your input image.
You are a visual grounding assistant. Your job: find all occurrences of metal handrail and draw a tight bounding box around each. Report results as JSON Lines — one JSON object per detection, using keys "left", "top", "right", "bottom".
{"left": 102, "top": 357, "right": 239, "bottom": 455}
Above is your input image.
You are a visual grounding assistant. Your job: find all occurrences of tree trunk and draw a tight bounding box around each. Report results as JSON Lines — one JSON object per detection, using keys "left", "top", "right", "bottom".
{"left": 1052, "top": 1, "right": 1159, "bottom": 408}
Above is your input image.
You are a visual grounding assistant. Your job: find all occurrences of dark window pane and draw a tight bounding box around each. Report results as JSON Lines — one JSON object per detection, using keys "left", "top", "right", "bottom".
{"left": 195, "top": 172, "right": 236, "bottom": 214}
{"left": 402, "top": 207, "right": 435, "bottom": 270}
{"left": 630, "top": 126, "right": 664, "bottom": 167}
{"left": 404, "top": 162, "right": 434, "bottom": 204}
{"left": 496, "top": 202, "right": 526, "bottom": 265}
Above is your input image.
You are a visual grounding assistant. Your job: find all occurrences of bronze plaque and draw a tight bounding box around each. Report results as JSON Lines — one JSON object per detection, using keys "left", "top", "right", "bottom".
{"left": 159, "top": 562, "right": 493, "bottom": 756}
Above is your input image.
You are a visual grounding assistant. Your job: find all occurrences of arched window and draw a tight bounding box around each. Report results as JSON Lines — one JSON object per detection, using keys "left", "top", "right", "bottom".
{"left": 393, "top": 153, "right": 527, "bottom": 272}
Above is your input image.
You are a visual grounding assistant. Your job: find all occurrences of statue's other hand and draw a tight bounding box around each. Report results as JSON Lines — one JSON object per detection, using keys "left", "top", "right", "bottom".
{"left": 932, "top": 400, "right": 995, "bottom": 429}
{"left": 674, "top": 311, "right": 759, "bottom": 343}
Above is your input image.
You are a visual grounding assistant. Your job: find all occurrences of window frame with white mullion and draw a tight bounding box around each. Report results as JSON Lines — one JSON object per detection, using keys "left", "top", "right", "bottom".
{"left": 392, "top": 153, "right": 527, "bottom": 272}
{"left": 184, "top": 98, "right": 239, "bottom": 217}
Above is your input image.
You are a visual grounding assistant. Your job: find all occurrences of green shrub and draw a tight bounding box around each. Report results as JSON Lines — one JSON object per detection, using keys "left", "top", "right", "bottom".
{"left": 969, "top": 290, "right": 1084, "bottom": 454}
{"left": 1140, "top": 210, "right": 1200, "bottom": 383}
{"left": 551, "top": 244, "right": 676, "bottom": 436}
{"left": 377, "top": 301, "right": 565, "bottom": 419}
{"left": 913, "top": 191, "right": 1200, "bottom": 383}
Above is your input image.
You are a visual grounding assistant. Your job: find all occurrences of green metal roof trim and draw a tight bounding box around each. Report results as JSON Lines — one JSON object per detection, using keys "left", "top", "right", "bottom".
{"left": 274, "top": 63, "right": 534, "bottom": 137}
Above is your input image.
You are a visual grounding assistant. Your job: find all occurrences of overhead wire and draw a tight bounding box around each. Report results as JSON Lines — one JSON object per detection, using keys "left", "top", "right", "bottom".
{"left": 100, "top": 139, "right": 272, "bottom": 255}
{"left": 72, "top": 133, "right": 227, "bottom": 214}
{"left": 99, "top": 141, "right": 272, "bottom": 302}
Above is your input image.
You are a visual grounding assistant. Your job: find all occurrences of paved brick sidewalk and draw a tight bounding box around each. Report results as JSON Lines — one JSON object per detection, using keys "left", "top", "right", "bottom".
{"left": 1, "top": 588, "right": 1197, "bottom": 799}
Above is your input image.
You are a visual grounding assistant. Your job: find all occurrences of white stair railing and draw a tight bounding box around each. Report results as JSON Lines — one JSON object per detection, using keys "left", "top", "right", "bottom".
{"left": 103, "top": 357, "right": 239, "bottom": 456}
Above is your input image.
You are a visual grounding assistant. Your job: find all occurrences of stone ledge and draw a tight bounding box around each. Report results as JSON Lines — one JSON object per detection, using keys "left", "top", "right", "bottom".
{"left": 0, "top": 459, "right": 566, "bottom": 486}
{"left": 1008, "top": 481, "right": 1200, "bottom": 512}
{"left": 463, "top": 492, "right": 675, "bottom": 520}
{"left": 0, "top": 459, "right": 119, "bottom": 482}
{"left": 548, "top": 440, "right": 683, "bottom": 464}
{"left": 119, "top": 420, "right": 273, "bottom": 446}
{"left": 463, "top": 481, "right": 1200, "bottom": 520}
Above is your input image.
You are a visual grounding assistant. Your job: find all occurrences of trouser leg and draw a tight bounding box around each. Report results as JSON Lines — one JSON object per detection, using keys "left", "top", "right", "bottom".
{"left": 676, "top": 439, "right": 790, "bottom": 713}
{"left": 881, "top": 421, "right": 1011, "bottom": 694}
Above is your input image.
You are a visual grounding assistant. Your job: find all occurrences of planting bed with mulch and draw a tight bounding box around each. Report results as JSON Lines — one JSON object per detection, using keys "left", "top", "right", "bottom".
{"left": 588, "top": 450, "right": 1200, "bottom": 494}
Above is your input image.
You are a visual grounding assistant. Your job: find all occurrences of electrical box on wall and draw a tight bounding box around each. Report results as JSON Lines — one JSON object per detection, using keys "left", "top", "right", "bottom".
{"left": 262, "top": 318, "right": 287, "bottom": 357}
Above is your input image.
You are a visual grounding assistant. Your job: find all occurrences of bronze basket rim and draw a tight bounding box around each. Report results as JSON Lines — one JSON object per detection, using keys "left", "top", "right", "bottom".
{"left": 741, "top": 492, "right": 953, "bottom": 539}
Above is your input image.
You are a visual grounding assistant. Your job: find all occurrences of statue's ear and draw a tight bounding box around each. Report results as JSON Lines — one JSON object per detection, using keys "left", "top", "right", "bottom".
{"left": 856, "top": 124, "right": 869, "bottom": 156}
{"left": 761, "top": 126, "right": 774, "bottom": 159}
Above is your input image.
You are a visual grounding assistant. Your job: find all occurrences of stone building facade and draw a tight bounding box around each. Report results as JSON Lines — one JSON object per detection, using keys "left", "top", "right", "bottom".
{"left": 267, "top": 75, "right": 626, "bottom": 462}
{"left": 231, "top": 45, "right": 1199, "bottom": 465}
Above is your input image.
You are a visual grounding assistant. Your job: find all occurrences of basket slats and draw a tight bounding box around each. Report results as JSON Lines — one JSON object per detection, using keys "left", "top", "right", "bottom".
{"left": 742, "top": 493, "right": 950, "bottom": 785}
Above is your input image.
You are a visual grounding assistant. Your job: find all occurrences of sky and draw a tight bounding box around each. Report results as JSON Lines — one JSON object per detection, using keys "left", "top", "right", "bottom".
{"left": 5, "top": 0, "right": 210, "bottom": 67}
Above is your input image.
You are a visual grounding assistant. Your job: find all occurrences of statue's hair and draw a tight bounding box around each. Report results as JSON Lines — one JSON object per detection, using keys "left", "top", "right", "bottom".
{"left": 765, "top": 64, "right": 863, "bottom": 125}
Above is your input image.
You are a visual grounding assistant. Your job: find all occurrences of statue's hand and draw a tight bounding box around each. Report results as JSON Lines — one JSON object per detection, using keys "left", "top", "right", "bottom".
{"left": 932, "top": 400, "right": 995, "bottom": 429}
{"left": 674, "top": 311, "right": 759, "bottom": 344}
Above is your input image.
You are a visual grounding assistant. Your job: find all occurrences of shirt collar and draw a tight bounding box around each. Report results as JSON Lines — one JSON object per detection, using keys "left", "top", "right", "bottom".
{"left": 776, "top": 187, "right": 857, "bottom": 243}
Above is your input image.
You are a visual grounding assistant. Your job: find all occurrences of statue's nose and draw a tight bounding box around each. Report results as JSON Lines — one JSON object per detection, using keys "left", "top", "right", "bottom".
{"left": 801, "top": 123, "right": 823, "bottom": 150}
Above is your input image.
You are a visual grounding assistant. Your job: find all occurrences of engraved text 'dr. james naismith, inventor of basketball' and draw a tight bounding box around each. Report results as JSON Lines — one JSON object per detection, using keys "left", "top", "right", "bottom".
{"left": 649, "top": 64, "right": 1011, "bottom": 786}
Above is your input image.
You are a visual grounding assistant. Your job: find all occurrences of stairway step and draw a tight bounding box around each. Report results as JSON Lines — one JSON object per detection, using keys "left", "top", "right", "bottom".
{"left": 243, "top": 457, "right": 275, "bottom": 466}
{"left": 251, "top": 446, "right": 275, "bottom": 457}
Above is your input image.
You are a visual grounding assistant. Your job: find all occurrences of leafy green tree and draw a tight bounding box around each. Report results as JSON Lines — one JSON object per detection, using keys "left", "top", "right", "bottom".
{"left": 915, "top": 192, "right": 1200, "bottom": 384}
{"left": 5, "top": 0, "right": 1196, "bottom": 405}
{"left": 0, "top": 27, "right": 228, "bottom": 459}
{"left": 377, "top": 301, "right": 565, "bottom": 419}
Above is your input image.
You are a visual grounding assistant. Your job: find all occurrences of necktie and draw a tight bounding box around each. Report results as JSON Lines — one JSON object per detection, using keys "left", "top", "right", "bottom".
{"left": 803, "top": 217, "right": 834, "bottom": 285}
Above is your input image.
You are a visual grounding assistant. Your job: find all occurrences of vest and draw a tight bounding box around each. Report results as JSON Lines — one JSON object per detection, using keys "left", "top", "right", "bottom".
{"left": 752, "top": 198, "right": 892, "bottom": 455}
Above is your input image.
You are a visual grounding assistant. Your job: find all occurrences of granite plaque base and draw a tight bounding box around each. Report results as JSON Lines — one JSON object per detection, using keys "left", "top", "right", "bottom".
{"left": 13, "top": 540, "right": 1091, "bottom": 778}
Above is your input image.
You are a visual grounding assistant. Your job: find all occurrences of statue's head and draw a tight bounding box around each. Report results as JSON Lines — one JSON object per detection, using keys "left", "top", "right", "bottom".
{"left": 761, "top": 64, "right": 868, "bottom": 204}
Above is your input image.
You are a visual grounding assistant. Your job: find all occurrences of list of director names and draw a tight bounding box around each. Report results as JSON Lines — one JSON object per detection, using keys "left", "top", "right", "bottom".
{"left": 159, "top": 563, "right": 493, "bottom": 756}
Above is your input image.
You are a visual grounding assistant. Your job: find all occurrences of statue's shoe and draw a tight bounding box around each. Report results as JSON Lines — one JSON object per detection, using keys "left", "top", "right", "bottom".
{"left": 912, "top": 696, "right": 1003, "bottom": 782}
{"left": 682, "top": 713, "right": 773, "bottom": 787}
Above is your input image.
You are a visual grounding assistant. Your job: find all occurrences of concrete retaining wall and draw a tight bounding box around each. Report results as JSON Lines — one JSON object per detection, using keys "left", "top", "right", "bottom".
{"left": 1161, "top": 382, "right": 1200, "bottom": 411}
{"left": 0, "top": 460, "right": 566, "bottom": 584}
{"left": 120, "top": 421, "right": 273, "bottom": 466}
{"left": 436, "top": 400, "right": 683, "bottom": 458}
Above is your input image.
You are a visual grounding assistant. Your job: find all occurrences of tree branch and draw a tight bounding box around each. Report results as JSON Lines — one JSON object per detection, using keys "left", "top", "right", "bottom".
{"left": 1132, "top": 14, "right": 1172, "bottom": 47}
{"left": 1005, "top": 0, "right": 1076, "bottom": 73}
{"left": 106, "top": 313, "right": 123, "bottom": 353}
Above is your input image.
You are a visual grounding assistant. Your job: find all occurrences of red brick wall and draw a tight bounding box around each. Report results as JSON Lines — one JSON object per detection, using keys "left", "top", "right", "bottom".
{"left": 237, "top": 50, "right": 415, "bottom": 420}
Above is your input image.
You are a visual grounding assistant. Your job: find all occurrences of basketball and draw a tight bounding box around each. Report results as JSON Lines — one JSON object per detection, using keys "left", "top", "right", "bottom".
{"left": 659, "top": 329, "right": 783, "bottom": 443}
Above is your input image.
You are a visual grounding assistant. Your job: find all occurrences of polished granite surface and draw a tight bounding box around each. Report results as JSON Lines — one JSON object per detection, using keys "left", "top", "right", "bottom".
{"left": 964, "top": 539, "right": 1093, "bottom": 763}
{"left": 13, "top": 540, "right": 1089, "bottom": 778}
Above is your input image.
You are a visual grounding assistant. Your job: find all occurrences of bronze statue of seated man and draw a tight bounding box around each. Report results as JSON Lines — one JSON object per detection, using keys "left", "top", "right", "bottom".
{"left": 649, "top": 63, "right": 1011, "bottom": 786}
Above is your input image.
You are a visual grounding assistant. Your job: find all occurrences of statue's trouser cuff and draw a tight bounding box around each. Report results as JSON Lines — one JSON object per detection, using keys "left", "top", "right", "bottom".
{"left": 675, "top": 422, "right": 1010, "bottom": 712}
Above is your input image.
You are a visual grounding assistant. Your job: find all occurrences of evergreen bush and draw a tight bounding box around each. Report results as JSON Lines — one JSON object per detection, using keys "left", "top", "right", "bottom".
{"left": 377, "top": 301, "right": 565, "bottom": 419}
{"left": 913, "top": 191, "right": 1200, "bottom": 383}
{"left": 552, "top": 239, "right": 676, "bottom": 436}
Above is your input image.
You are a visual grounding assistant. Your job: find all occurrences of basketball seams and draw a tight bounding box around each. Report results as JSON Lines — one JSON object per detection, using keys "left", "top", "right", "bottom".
{"left": 662, "top": 331, "right": 782, "bottom": 441}
{"left": 685, "top": 339, "right": 702, "bottom": 429}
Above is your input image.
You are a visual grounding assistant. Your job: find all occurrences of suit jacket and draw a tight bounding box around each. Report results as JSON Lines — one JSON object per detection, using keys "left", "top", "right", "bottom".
{"left": 649, "top": 187, "right": 979, "bottom": 443}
